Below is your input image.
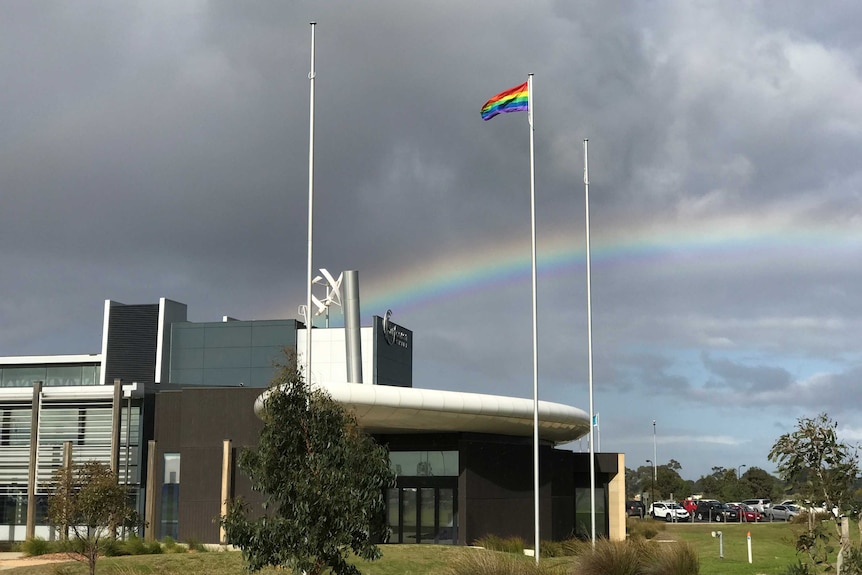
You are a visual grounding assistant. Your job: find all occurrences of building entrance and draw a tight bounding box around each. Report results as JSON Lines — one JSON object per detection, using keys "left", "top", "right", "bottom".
{"left": 386, "top": 482, "right": 457, "bottom": 544}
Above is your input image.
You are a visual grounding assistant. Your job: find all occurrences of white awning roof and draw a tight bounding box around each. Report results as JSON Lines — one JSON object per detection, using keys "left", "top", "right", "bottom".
{"left": 255, "top": 382, "right": 590, "bottom": 445}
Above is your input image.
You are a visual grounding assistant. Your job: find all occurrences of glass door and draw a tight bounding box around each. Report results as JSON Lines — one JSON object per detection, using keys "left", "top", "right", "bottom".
{"left": 385, "top": 484, "right": 458, "bottom": 544}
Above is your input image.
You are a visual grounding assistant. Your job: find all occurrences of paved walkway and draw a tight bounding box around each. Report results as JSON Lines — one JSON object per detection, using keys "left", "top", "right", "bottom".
{"left": 0, "top": 551, "right": 76, "bottom": 571}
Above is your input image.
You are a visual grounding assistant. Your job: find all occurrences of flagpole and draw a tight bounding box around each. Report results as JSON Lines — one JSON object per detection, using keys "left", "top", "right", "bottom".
{"left": 584, "top": 139, "right": 596, "bottom": 545}
{"left": 527, "top": 73, "right": 540, "bottom": 565}
{"left": 305, "top": 22, "right": 316, "bottom": 385}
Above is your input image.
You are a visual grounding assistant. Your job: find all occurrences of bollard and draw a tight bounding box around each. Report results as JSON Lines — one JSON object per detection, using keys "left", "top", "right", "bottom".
{"left": 711, "top": 531, "right": 724, "bottom": 559}
{"left": 747, "top": 531, "right": 752, "bottom": 563}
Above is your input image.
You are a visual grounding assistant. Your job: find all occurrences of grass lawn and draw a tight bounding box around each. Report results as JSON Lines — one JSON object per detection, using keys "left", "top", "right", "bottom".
{"left": 4, "top": 521, "right": 852, "bottom": 574}
{"left": 664, "top": 522, "right": 802, "bottom": 575}
{"left": 1, "top": 545, "right": 465, "bottom": 575}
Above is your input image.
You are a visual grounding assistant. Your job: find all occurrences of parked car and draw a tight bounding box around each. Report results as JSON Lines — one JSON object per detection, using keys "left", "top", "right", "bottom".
{"left": 649, "top": 501, "right": 691, "bottom": 523}
{"left": 626, "top": 500, "right": 646, "bottom": 518}
{"left": 741, "top": 498, "right": 772, "bottom": 513}
{"left": 767, "top": 504, "right": 801, "bottom": 521}
{"left": 693, "top": 500, "right": 738, "bottom": 522}
{"left": 649, "top": 501, "right": 690, "bottom": 522}
{"left": 728, "top": 502, "right": 761, "bottom": 522}
{"left": 778, "top": 500, "right": 836, "bottom": 516}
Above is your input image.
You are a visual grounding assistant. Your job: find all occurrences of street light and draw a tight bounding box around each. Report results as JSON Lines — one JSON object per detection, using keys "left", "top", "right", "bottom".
{"left": 737, "top": 464, "right": 746, "bottom": 480}
{"left": 646, "top": 459, "right": 655, "bottom": 509}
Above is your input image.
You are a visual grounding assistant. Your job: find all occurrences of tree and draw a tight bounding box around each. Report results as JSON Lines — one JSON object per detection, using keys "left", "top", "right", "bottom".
{"left": 740, "top": 466, "right": 779, "bottom": 501}
{"left": 769, "top": 413, "right": 859, "bottom": 572}
{"left": 221, "top": 352, "right": 396, "bottom": 575}
{"left": 694, "top": 466, "right": 727, "bottom": 499}
{"left": 48, "top": 461, "right": 138, "bottom": 575}
{"left": 655, "top": 463, "right": 687, "bottom": 500}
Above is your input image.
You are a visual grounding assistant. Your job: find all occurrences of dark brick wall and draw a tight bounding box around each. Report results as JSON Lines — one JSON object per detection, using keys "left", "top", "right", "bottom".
{"left": 153, "top": 387, "right": 265, "bottom": 542}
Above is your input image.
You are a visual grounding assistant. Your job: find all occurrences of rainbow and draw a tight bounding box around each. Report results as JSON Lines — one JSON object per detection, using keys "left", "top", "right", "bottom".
{"left": 361, "top": 216, "right": 862, "bottom": 316}
{"left": 481, "top": 82, "right": 529, "bottom": 121}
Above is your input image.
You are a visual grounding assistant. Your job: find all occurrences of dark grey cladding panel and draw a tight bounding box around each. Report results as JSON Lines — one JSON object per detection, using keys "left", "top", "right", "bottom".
{"left": 105, "top": 304, "right": 159, "bottom": 386}
{"left": 373, "top": 314, "right": 412, "bottom": 387}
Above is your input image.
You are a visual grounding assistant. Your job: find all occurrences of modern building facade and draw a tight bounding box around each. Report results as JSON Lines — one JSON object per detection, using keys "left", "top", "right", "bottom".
{"left": 0, "top": 290, "right": 625, "bottom": 545}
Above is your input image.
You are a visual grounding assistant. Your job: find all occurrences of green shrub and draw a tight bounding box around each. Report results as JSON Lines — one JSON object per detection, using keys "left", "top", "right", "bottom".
{"left": 121, "top": 535, "right": 148, "bottom": 555}
{"left": 559, "top": 537, "right": 589, "bottom": 557}
{"left": 446, "top": 548, "right": 557, "bottom": 575}
{"left": 473, "top": 534, "right": 526, "bottom": 554}
{"left": 572, "top": 539, "right": 698, "bottom": 575}
{"left": 627, "top": 518, "right": 660, "bottom": 540}
{"left": 841, "top": 545, "right": 862, "bottom": 575}
{"left": 99, "top": 537, "right": 126, "bottom": 557}
{"left": 147, "top": 539, "right": 164, "bottom": 554}
{"left": 642, "top": 541, "right": 698, "bottom": 575}
{"left": 539, "top": 540, "right": 563, "bottom": 557}
{"left": 574, "top": 539, "right": 644, "bottom": 575}
{"left": 160, "top": 535, "right": 186, "bottom": 553}
{"left": 184, "top": 536, "right": 208, "bottom": 552}
{"left": 781, "top": 560, "right": 812, "bottom": 575}
{"left": 21, "top": 537, "right": 51, "bottom": 556}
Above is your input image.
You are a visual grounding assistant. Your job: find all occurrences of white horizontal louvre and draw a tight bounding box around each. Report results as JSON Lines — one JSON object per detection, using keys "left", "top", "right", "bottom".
{"left": 0, "top": 404, "right": 32, "bottom": 494}
{"left": 35, "top": 400, "right": 114, "bottom": 494}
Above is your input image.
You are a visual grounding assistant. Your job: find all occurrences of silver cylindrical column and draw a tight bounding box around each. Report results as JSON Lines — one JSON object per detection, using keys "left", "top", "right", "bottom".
{"left": 343, "top": 270, "right": 363, "bottom": 383}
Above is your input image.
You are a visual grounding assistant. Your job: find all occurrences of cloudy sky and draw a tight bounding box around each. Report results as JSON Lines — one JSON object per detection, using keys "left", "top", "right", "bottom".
{"left": 2, "top": 2, "right": 861, "bottom": 481}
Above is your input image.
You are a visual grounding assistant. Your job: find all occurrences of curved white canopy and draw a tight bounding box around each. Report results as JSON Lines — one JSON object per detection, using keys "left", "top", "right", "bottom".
{"left": 254, "top": 382, "right": 590, "bottom": 445}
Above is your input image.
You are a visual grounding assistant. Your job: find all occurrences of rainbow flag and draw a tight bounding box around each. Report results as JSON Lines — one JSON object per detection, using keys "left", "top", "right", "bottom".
{"left": 481, "top": 82, "right": 529, "bottom": 121}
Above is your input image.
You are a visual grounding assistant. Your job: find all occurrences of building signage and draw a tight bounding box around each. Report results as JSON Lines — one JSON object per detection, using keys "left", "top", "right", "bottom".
{"left": 382, "top": 310, "right": 409, "bottom": 349}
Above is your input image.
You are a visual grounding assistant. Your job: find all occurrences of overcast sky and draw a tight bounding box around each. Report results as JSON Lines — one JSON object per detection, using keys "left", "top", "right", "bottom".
{"left": 2, "top": 2, "right": 861, "bottom": 482}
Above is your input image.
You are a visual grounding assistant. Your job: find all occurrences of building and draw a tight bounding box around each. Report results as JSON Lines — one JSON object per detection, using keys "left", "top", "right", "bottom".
{"left": 0, "top": 287, "right": 625, "bottom": 545}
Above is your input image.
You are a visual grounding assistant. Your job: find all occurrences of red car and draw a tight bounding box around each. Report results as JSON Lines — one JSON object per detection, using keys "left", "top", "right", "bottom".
{"left": 728, "top": 503, "right": 762, "bottom": 522}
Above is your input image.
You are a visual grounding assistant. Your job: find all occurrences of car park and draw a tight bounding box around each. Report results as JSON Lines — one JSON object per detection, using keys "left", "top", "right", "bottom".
{"left": 693, "top": 500, "right": 738, "bottom": 522}
{"left": 649, "top": 501, "right": 690, "bottom": 522}
{"left": 728, "top": 502, "right": 761, "bottom": 522}
{"left": 626, "top": 500, "right": 646, "bottom": 518}
{"left": 767, "top": 504, "right": 801, "bottom": 521}
{"left": 741, "top": 498, "right": 772, "bottom": 513}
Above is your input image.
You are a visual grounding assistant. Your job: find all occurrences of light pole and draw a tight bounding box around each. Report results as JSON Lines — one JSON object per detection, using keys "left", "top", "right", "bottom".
{"left": 646, "top": 459, "right": 655, "bottom": 510}
{"left": 652, "top": 420, "right": 657, "bottom": 478}
{"left": 737, "top": 464, "right": 746, "bottom": 480}
{"left": 652, "top": 420, "right": 657, "bottom": 501}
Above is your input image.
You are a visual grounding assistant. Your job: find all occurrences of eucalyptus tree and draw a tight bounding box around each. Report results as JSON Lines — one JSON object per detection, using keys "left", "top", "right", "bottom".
{"left": 222, "top": 352, "right": 396, "bottom": 575}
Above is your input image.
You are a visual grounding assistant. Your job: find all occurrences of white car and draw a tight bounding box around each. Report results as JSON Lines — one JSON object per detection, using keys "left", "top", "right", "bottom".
{"left": 649, "top": 501, "right": 690, "bottom": 522}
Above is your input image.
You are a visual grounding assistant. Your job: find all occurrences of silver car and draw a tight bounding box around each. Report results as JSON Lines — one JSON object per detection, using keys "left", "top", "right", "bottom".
{"left": 741, "top": 498, "right": 772, "bottom": 513}
{"left": 767, "top": 504, "right": 801, "bottom": 521}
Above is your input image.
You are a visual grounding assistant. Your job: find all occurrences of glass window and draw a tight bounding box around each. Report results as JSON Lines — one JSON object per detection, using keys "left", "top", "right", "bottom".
{"left": 163, "top": 453, "right": 180, "bottom": 485}
{"left": 401, "top": 488, "right": 417, "bottom": 544}
{"left": 46, "top": 366, "right": 84, "bottom": 387}
{"left": 436, "top": 488, "right": 456, "bottom": 544}
{"left": 1, "top": 367, "right": 45, "bottom": 388}
{"left": 386, "top": 488, "right": 400, "bottom": 543}
{"left": 160, "top": 453, "right": 180, "bottom": 540}
{"left": 419, "top": 488, "right": 435, "bottom": 544}
{"left": 389, "top": 451, "right": 458, "bottom": 477}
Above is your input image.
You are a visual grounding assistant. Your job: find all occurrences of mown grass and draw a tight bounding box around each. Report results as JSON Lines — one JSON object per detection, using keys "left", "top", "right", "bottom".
{"left": 1, "top": 545, "right": 464, "bottom": 575}
{"left": 3, "top": 521, "right": 856, "bottom": 575}
{"left": 666, "top": 522, "right": 799, "bottom": 575}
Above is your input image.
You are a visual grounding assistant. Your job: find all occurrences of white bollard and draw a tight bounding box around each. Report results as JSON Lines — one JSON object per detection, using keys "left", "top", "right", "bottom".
{"left": 711, "top": 531, "right": 723, "bottom": 559}
{"left": 747, "top": 531, "right": 752, "bottom": 563}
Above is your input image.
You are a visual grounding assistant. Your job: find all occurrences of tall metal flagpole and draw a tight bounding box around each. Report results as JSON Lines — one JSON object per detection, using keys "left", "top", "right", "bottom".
{"left": 527, "top": 73, "right": 540, "bottom": 565}
{"left": 584, "top": 139, "right": 596, "bottom": 545}
{"left": 305, "top": 22, "right": 316, "bottom": 385}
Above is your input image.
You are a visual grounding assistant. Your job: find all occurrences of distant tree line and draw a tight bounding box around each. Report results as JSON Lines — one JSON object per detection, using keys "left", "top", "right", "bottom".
{"left": 626, "top": 460, "right": 791, "bottom": 503}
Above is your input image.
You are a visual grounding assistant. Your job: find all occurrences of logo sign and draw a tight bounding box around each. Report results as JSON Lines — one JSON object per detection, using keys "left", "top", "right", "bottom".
{"left": 382, "top": 309, "right": 409, "bottom": 349}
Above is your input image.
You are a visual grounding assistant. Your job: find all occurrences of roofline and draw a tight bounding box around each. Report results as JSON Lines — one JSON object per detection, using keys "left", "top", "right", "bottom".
{"left": 0, "top": 354, "right": 102, "bottom": 365}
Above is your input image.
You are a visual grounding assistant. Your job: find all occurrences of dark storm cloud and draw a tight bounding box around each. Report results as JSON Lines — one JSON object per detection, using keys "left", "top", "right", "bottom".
{"left": 701, "top": 352, "right": 793, "bottom": 392}
{"left": 2, "top": 1, "right": 861, "bottom": 479}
